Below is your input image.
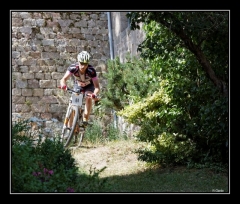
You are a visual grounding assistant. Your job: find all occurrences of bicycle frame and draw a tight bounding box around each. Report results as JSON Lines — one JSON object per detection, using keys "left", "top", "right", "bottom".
{"left": 61, "top": 87, "right": 86, "bottom": 148}
{"left": 63, "top": 90, "right": 84, "bottom": 128}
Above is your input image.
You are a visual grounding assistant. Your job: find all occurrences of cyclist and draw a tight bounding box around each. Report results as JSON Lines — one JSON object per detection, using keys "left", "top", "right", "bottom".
{"left": 60, "top": 51, "right": 100, "bottom": 126}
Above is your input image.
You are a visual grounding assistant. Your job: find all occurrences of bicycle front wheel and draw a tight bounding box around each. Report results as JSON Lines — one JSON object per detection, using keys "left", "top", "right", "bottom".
{"left": 62, "top": 105, "right": 79, "bottom": 148}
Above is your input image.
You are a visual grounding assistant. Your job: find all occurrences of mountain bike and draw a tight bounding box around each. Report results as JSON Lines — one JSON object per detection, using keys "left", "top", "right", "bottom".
{"left": 59, "top": 86, "right": 90, "bottom": 148}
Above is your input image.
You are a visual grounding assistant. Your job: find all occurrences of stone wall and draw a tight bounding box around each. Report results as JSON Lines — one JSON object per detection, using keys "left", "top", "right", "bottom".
{"left": 110, "top": 12, "right": 145, "bottom": 61}
{"left": 109, "top": 12, "right": 145, "bottom": 137}
{"left": 11, "top": 11, "right": 110, "bottom": 133}
{"left": 11, "top": 11, "right": 145, "bottom": 138}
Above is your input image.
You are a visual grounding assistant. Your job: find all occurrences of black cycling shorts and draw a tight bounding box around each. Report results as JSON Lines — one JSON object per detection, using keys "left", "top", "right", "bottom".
{"left": 73, "top": 84, "right": 95, "bottom": 95}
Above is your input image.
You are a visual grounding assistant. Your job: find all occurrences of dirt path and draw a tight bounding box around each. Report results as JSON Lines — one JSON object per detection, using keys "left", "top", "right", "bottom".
{"left": 70, "top": 140, "right": 148, "bottom": 178}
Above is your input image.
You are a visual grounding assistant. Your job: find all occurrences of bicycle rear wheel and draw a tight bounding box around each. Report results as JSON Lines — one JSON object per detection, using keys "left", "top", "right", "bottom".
{"left": 62, "top": 105, "right": 79, "bottom": 148}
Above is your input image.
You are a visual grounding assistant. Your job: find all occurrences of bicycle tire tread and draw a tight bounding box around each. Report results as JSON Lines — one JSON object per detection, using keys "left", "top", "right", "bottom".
{"left": 63, "top": 106, "right": 79, "bottom": 148}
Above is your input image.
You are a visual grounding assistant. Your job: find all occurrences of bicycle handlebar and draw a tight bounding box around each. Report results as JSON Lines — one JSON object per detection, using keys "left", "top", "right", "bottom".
{"left": 58, "top": 86, "right": 84, "bottom": 93}
{"left": 58, "top": 86, "right": 99, "bottom": 98}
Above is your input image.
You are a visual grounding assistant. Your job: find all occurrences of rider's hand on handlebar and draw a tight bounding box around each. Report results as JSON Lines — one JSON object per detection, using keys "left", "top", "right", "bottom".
{"left": 91, "top": 93, "right": 96, "bottom": 98}
{"left": 60, "top": 85, "right": 67, "bottom": 90}
{"left": 91, "top": 93, "right": 99, "bottom": 100}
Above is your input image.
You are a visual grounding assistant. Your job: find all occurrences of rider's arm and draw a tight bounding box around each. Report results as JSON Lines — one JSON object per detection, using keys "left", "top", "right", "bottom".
{"left": 92, "top": 77, "right": 100, "bottom": 96}
{"left": 60, "top": 70, "right": 72, "bottom": 88}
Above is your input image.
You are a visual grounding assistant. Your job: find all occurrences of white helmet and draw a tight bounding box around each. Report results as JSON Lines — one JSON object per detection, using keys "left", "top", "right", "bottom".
{"left": 77, "top": 51, "right": 90, "bottom": 63}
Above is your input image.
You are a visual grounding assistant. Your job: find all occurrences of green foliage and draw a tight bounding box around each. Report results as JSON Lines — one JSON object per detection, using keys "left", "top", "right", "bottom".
{"left": 84, "top": 120, "right": 103, "bottom": 144}
{"left": 11, "top": 118, "right": 107, "bottom": 193}
{"left": 100, "top": 54, "right": 158, "bottom": 113}
{"left": 106, "top": 122, "right": 128, "bottom": 141}
{"left": 136, "top": 131, "right": 197, "bottom": 167}
{"left": 103, "top": 12, "right": 229, "bottom": 170}
{"left": 127, "top": 12, "right": 228, "bottom": 95}
{"left": 84, "top": 120, "right": 128, "bottom": 144}
{"left": 100, "top": 57, "right": 128, "bottom": 111}
{"left": 117, "top": 52, "right": 228, "bottom": 168}
{"left": 118, "top": 80, "right": 172, "bottom": 124}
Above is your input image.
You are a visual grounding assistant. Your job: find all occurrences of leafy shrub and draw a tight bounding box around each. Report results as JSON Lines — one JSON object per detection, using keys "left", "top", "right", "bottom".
{"left": 136, "top": 130, "right": 197, "bottom": 167}
{"left": 84, "top": 120, "right": 127, "bottom": 145}
{"left": 11, "top": 118, "right": 107, "bottom": 193}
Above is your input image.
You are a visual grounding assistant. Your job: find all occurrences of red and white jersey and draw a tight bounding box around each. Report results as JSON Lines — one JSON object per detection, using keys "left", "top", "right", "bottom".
{"left": 67, "top": 62, "right": 97, "bottom": 86}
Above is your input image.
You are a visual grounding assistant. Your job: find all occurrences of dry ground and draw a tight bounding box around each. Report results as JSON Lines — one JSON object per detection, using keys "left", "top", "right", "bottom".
{"left": 69, "top": 139, "right": 229, "bottom": 193}
{"left": 70, "top": 139, "right": 149, "bottom": 178}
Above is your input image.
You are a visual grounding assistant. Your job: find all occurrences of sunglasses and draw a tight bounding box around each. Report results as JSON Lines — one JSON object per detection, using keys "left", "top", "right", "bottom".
{"left": 79, "top": 62, "right": 88, "bottom": 66}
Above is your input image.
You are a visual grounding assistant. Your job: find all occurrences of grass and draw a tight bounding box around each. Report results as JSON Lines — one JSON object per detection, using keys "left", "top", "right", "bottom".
{"left": 101, "top": 166, "right": 228, "bottom": 193}
{"left": 71, "top": 138, "right": 229, "bottom": 194}
{"left": 12, "top": 117, "right": 228, "bottom": 193}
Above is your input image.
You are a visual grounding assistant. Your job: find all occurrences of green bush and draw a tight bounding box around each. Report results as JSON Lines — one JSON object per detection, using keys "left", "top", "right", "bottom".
{"left": 84, "top": 120, "right": 128, "bottom": 145}
{"left": 11, "top": 117, "right": 107, "bottom": 193}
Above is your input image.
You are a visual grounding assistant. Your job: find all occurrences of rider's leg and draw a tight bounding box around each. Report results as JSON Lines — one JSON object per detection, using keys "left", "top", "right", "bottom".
{"left": 82, "top": 84, "right": 95, "bottom": 124}
{"left": 83, "top": 92, "right": 93, "bottom": 122}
